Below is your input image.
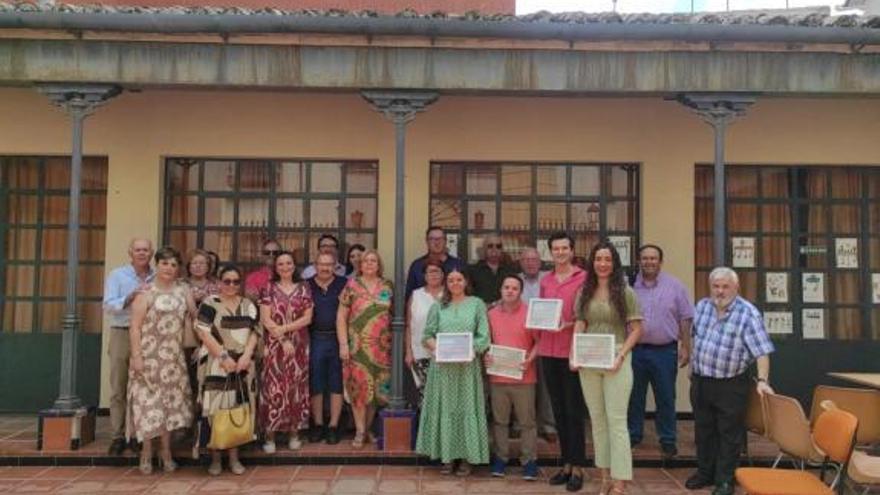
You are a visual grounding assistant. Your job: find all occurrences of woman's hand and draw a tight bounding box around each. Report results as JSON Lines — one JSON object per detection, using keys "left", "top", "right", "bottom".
{"left": 221, "top": 357, "right": 237, "bottom": 373}
{"left": 130, "top": 354, "right": 144, "bottom": 374}
{"left": 282, "top": 340, "right": 295, "bottom": 356}
{"left": 609, "top": 353, "right": 626, "bottom": 373}
{"left": 482, "top": 353, "right": 494, "bottom": 368}
{"left": 269, "top": 324, "right": 286, "bottom": 340}
{"left": 339, "top": 342, "right": 351, "bottom": 362}
{"left": 236, "top": 355, "right": 252, "bottom": 373}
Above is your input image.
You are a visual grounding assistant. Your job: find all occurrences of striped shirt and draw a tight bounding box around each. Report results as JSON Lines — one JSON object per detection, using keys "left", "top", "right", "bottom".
{"left": 691, "top": 296, "right": 774, "bottom": 379}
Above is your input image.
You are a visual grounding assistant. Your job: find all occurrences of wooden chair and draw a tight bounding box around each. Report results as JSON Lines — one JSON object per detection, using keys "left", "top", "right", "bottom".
{"left": 810, "top": 385, "right": 880, "bottom": 446}
{"left": 736, "top": 400, "right": 859, "bottom": 495}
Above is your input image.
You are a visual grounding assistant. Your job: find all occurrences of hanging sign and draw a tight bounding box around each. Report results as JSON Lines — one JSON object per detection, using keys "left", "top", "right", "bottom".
{"left": 802, "top": 309, "right": 825, "bottom": 340}
{"left": 763, "top": 312, "right": 793, "bottom": 335}
{"left": 608, "top": 236, "right": 632, "bottom": 267}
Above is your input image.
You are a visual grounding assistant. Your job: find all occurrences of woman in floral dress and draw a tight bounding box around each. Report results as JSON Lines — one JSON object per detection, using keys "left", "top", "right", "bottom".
{"left": 128, "top": 246, "right": 195, "bottom": 475}
{"left": 337, "top": 249, "right": 392, "bottom": 448}
{"left": 416, "top": 267, "right": 490, "bottom": 477}
{"left": 258, "top": 251, "right": 314, "bottom": 453}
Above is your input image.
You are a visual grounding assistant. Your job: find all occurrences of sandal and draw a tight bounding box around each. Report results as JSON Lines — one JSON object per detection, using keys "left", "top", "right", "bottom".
{"left": 138, "top": 455, "right": 153, "bottom": 475}
{"left": 455, "top": 461, "right": 472, "bottom": 477}
{"left": 440, "top": 460, "right": 458, "bottom": 475}
{"left": 351, "top": 431, "right": 365, "bottom": 449}
{"left": 599, "top": 476, "right": 611, "bottom": 495}
{"left": 159, "top": 456, "right": 177, "bottom": 473}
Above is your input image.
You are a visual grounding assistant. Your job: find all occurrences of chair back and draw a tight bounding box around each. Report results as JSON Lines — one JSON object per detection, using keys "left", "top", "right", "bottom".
{"left": 745, "top": 384, "right": 767, "bottom": 437}
{"left": 765, "top": 392, "right": 824, "bottom": 463}
{"left": 813, "top": 402, "right": 859, "bottom": 464}
{"left": 810, "top": 385, "right": 880, "bottom": 445}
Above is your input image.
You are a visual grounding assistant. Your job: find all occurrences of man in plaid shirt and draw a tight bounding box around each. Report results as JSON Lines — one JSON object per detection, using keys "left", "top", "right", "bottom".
{"left": 685, "top": 267, "right": 774, "bottom": 495}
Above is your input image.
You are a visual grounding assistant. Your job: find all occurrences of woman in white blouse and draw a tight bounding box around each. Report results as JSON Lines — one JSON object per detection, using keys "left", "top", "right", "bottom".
{"left": 404, "top": 260, "right": 446, "bottom": 408}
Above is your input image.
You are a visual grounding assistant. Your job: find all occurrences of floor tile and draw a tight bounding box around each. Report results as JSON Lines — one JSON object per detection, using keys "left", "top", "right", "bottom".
{"left": 295, "top": 466, "right": 339, "bottom": 480}
{"left": 55, "top": 481, "right": 109, "bottom": 494}
{"left": 0, "top": 467, "right": 49, "bottom": 479}
{"left": 194, "top": 479, "right": 242, "bottom": 493}
{"left": 329, "top": 478, "right": 375, "bottom": 494}
{"left": 249, "top": 465, "right": 298, "bottom": 480}
{"left": 288, "top": 479, "right": 330, "bottom": 494}
{"left": 375, "top": 479, "right": 418, "bottom": 493}
{"left": 147, "top": 479, "right": 200, "bottom": 494}
{"left": 420, "top": 479, "right": 464, "bottom": 494}
{"left": 336, "top": 466, "right": 379, "bottom": 479}
{"left": 102, "top": 479, "right": 157, "bottom": 493}
{"left": 11, "top": 479, "right": 72, "bottom": 493}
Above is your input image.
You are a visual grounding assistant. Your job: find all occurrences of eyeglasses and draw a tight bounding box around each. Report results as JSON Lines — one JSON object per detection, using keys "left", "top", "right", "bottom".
{"left": 221, "top": 279, "right": 241, "bottom": 286}
{"left": 427, "top": 236, "right": 445, "bottom": 242}
{"left": 263, "top": 250, "right": 281, "bottom": 256}
{"left": 486, "top": 243, "right": 503, "bottom": 249}
{"left": 319, "top": 244, "right": 337, "bottom": 249}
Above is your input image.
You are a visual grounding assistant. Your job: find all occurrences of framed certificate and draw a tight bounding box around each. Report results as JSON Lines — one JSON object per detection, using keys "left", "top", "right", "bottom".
{"left": 572, "top": 333, "right": 616, "bottom": 369}
{"left": 526, "top": 298, "right": 563, "bottom": 331}
{"left": 486, "top": 344, "right": 526, "bottom": 380}
{"left": 435, "top": 332, "right": 474, "bottom": 363}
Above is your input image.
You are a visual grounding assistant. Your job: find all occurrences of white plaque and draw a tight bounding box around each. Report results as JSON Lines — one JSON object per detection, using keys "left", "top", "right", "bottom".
{"left": 802, "top": 309, "right": 825, "bottom": 340}
{"left": 572, "top": 333, "right": 616, "bottom": 369}
{"left": 537, "top": 239, "right": 553, "bottom": 262}
{"left": 835, "top": 238, "right": 858, "bottom": 269}
{"left": 731, "top": 237, "right": 756, "bottom": 268}
{"left": 608, "top": 236, "right": 632, "bottom": 267}
{"left": 763, "top": 311, "right": 793, "bottom": 335}
{"left": 802, "top": 273, "right": 825, "bottom": 304}
{"left": 765, "top": 272, "right": 789, "bottom": 303}
{"left": 526, "top": 298, "right": 563, "bottom": 331}
{"left": 486, "top": 344, "right": 526, "bottom": 380}
{"left": 873, "top": 273, "right": 880, "bottom": 304}
{"left": 446, "top": 233, "right": 459, "bottom": 258}
{"left": 435, "top": 332, "right": 474, "bottom": 363}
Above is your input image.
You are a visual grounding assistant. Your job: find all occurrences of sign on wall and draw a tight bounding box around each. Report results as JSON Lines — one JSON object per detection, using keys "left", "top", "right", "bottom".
{"left": 731, "top": 237, "right": 755, "bottom": 268}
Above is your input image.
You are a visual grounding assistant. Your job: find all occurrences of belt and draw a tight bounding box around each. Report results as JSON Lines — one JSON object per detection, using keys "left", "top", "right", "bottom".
{"left": 636, "top": 341, "right": 677, "bottom": 349}
{"left": 111, "top": 326, "right": 130, "bottom": 330}
{"left": 311, "top": 332, "right": 338, "bottom": 339}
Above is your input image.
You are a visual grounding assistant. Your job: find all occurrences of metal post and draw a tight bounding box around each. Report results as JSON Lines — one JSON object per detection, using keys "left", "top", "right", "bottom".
{"left": 677, "top": 93, "right": 756, "bottom": 266}
{"left": 362, "top": 91, "right": 437, "bottom": 410}
{"left": 38, "top": 84, "right": 120, "bottom": 411}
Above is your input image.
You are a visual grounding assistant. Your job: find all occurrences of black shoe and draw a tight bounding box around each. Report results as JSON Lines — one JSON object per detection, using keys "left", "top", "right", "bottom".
{"left": 128, "top": 439, "right": 141, "bottom": 453}
{"left": 712, "top": 481, "right": 735, "bottom": 495}
{"left": 661, "top": 444, "right": 678, "bottom": 459}
{"left": 685, "top": 473, "right": 713, "bottom": 490}
{"left": 326, "top": 427, "right": 340, "bottom": 445}
{"left": 308, "top": 426, "right": 325, "bottom": 443}
{"left": 549, "top": 470, "right": 571, "bottom": 486}
{"left": 565, "top": 473, "right": 584, "bottom": 492}
{"left": 107, "top": 438, "right": 126, "bottom": 456}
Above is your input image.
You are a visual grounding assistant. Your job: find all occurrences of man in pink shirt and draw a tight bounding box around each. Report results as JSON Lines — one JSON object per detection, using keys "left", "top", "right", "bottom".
{"left": 245, "top": 238, "right": 281, "bottom": 301}
{"left": 538, "top": 232, "right": 588, "bottom": 492}
{"left": 486, "top": 275, "right": 540, "bottom": 481}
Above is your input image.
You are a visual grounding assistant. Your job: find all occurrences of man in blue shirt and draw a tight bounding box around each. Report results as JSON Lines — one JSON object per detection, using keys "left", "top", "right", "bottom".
{"left": 102, "top": 238, "right": 154, "bottom": 456}
{"left": 405, "top": 226, "right": 463, "bottom": 301}
{"left": 686, "top": 267, "right": 774, "bottom": 495}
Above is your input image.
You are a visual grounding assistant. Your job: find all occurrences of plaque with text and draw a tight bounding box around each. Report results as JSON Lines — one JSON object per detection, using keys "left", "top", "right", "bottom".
{"left": 572, "top": 333, "right": 616, "bottom": 369}
{"left": 486, "top": 344, "right": 526, "bottom": 380}
{"left": 526, "top": 298, "right": 563, "bottom": 331}
{"left": 435, "top": 332, "right": 474, "bottom": 363}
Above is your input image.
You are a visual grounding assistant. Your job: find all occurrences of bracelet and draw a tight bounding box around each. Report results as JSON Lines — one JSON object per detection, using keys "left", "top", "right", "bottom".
{"left": 757, "top": 377, "right": 768, "bottom": 383}
{"left": 219, "top": 351, "right": 230, "bottom": 361}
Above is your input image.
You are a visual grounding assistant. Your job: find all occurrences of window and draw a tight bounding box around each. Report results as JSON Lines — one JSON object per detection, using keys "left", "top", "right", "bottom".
{"left": 695, "top": 165, "right": 878, "bottom": 341}
{"left": 164, "top": 159, "right": 378, "bottom": 269}
{"left": 1, "top": 156, "right": 108, "bottom": 334}
{"left": 430, "top": 162, "right": 640, "bottom": 263}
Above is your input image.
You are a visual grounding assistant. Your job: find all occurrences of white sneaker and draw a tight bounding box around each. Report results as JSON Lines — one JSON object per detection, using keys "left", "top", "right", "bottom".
{"left": 288, "top": 435, "right": 302, "bottom": 451}
{"left": 262, "top": 440, "right": 276, "bottom": 454}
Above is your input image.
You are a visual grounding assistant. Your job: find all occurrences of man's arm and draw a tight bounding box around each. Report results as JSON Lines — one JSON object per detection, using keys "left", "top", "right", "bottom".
{"left": 677, "top": 318, "right": 693, "bottom": 368}
{"left": 102, "top": 269, "right": 128, "bottom": 315}
{"left": 755, "top": 355, "right": 773, "bottom": 395}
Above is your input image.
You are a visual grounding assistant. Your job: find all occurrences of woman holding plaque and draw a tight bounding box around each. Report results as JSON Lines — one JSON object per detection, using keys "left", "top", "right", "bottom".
{"left": 416, "top": 268, "right": 490, "bottom": 476}
{"left": 573, "top": 241, "right": 643, "bottom": 495}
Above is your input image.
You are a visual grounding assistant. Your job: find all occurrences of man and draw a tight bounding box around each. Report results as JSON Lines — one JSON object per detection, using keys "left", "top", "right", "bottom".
{"left": 245, "top": 239, "right": 281, "bottom": 300}
{"left": 306, "top": 252, "right": 347, "bottom": 444}
{"left": 686, "top": 267, "right": 774, "bottom": 495}
{"left": 102, "top": 238, "right": 154, "bottom": 456}
{"left": 518, "top": 247, "right": 556, "bottom": 443}
{"left": 405, "top": 226, "right": 464, "bottom": 300}
{"left": 628, "top": 244, "right": 694, "bottom": 459}
{"left": 486, "top": 275, "right": 540, "bottom": 481}
{"left": 538, "top": 232, "right": 588, "bottom": 492}
{"left": 468, "top": 234, "right": 516, "bottom": 305}
{"left": 301, "top": 234, "right": 347, "bottom": 280}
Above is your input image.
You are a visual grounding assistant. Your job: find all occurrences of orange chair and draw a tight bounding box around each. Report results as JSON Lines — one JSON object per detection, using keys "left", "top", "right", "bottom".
{"left": 810, "top": 385, "right": 880, "bottom": 446}
{"left": 735, "top": 401, "right": 859, "bottom": 495}
{"left": 763, "top": 393, "right": 825, "bottom": 469}
{"left": 743, "top": 385, "right": 769, "bottom": 465}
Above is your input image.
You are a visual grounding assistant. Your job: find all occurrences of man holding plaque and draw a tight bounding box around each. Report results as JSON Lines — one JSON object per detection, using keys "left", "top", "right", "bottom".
{"left": 686, "top": 267, "right": 774, "bottom": 495}
{"left": 627, "top": 244, "right": 694, "bottom": 459}
{"left": 486, "top": 275, "right": 540, "bottom": 480}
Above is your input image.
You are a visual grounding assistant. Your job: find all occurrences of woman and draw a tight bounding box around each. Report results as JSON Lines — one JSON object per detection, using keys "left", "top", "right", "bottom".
{"left": 194, "top": 264, "right": 259, "bottom": 476}
{"left": 258, "top": 251, "right": 314, "bottom": 453}
{"left": 184, "top": 250, "right": 219, "bottom": 396}
{"left": 206, "top": 250, "right": 222, "bottom": 278}
{"left": 416, "top": 268, "right": 490, "bottom": 477}
{"left": 127, "top": 246, "right": 195, "bottom": 475}
{"left": 337, "top": 249, "right": 392, "bottom": 448}
{"left": 573, "top": 241, "right": 643, "bottom": 495}
{"left": 345, "top": 244, "right": 366, "bottom": 278}
{"left": 404, "top": 260, "right": 445, "bottom": 408}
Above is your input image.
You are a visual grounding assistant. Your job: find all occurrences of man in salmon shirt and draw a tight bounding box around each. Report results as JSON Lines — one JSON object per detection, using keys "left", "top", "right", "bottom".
{"left": 539, "top": 232, "right": 588, "bottom": 492}
{"left": 486, "top": 275, "right": 540, "bottom": 481}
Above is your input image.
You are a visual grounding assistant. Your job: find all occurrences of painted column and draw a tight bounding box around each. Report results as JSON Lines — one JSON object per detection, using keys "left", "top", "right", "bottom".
{"left": 677, "top": 94, "right": 755, "bottom": 266}
{"left": 37, "top": 84, "right": 121, "bottom": 411}
{"left": 361, "top": 91, "right": 438, "bottom": 410}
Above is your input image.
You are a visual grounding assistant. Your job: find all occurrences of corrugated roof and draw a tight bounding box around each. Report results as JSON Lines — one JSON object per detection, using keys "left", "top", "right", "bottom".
{"left": 2, "top": 1, "right": 879, "bottom": 29}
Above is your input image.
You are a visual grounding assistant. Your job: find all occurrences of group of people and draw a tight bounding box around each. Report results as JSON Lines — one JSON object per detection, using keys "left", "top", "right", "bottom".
{"left": 103, "top": 226, "right": 775, "bottom": 495}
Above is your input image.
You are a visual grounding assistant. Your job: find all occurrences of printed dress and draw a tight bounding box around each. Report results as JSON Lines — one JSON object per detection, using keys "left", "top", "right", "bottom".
{"left": 339, "top": 277, "right": 393, "bottom": 408}
{"left": 258, "top": 282, "right": 313, "bottom": 433}
{"left": 127, "top": 282, "right": 194, "bottom": 442}
{"left": 416, "top": 296, "right": 491, "bottom": 464}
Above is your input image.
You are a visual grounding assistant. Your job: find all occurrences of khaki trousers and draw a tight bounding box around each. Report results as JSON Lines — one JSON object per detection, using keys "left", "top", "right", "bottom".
{"left": 579, "top": 354, "right": 634, "bottom": 481}
{"left": 490, "top": 383, "right": 536, "bottom": 463}
{"left": 108, "top": 327, "right": 130, "bottom": 440}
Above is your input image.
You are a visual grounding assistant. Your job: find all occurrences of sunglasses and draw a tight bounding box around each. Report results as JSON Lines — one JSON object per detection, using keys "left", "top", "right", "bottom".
{"left": 263, "top": 250, "right": 281, "bottom": 256}
{"left": 486, "top": 243, "right": 503, "bottom": 249}
{"left": 221, "top": 279, "right": 241, "bottom": 286}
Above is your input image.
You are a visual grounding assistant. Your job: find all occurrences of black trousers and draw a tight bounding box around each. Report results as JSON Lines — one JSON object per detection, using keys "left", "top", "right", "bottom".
{"left": 542, "top": 357, "right": 587, "bottom": 467}
{"left": 690, "top": 373, "right": 750, "bottom": 486}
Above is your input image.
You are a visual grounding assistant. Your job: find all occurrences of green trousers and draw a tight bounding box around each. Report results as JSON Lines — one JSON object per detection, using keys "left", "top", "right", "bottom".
{"left": 579, "top": 353, "right": 633, "bottom": 481}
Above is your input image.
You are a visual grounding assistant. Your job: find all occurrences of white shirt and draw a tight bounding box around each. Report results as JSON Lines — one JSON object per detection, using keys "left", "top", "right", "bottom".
{"left": 520, "top": 270, "right": 549, "bottom": 303}
{"left": 409, "top": 287, "right": 443, "bottom": 360}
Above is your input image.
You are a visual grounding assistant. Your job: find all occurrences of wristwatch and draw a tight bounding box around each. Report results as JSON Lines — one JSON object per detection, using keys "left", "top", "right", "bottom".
{"left": 757, "top": 377, "right": 768, "bottom": 383}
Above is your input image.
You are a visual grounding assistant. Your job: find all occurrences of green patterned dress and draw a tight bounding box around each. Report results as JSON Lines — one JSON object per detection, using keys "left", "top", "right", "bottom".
{"left": 416, "top": 296, "right": 490, "bottom": 464}
{"left": 339, "top": 277, "right": 393, "bottom": 408}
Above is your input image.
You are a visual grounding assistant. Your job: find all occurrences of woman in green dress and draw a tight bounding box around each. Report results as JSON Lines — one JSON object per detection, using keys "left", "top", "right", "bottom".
{"left": 416, "top": 267, "right": 490, "bottom": 476}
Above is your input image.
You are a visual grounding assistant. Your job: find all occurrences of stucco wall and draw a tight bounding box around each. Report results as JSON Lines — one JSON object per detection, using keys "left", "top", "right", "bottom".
{"left": 1, "top": 87, "right": 879, "bottom": 410}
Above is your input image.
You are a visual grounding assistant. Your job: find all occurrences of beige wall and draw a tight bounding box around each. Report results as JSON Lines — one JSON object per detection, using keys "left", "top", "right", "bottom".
{"left": 2, "top": 88, "right": 879, "bottom": 409}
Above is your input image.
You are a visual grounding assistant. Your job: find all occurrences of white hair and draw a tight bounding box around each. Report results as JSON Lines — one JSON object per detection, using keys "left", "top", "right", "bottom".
{"left": 708, "top": 266, "right": 739, "bottom": 285}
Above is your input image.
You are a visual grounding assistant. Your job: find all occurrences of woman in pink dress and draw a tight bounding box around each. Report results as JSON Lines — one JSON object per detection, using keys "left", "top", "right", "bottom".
{"left": 258, "top": 251, "right": 314, "bottom": 453}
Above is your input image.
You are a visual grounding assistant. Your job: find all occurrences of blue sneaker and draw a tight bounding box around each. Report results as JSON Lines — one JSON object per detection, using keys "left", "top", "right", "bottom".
{"left": 522, "top": 460, "right": 539, "bottom": 481}
{"left": 490, "top": 457, "right": 506, "bottom": 477}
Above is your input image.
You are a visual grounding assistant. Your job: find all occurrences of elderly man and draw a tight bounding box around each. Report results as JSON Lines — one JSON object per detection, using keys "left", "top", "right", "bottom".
{"left": 405, "top": 226, "right": 464, "bottom": 300}
{"left": 245, "top": 239, "right": 281, "bottom": 300}
{"left": 686, "top": 267, "right": 774, "bottom": 495}
{"left": 102, "top": 238, "right": 154, "bottom": 456}
{"left": 301, "top": 234, "right": 347, "bottom": 280}
{"left": 628, "top": 244, "right": 693, "bottom": 459}
{"left": 468, "top": 234, "right": 516, "bottom": 305}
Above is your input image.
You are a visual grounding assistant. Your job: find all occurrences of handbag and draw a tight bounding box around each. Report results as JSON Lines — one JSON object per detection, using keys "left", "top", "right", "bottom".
{"left": 207, "top": 373, "right": 254, "bottom": 450}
